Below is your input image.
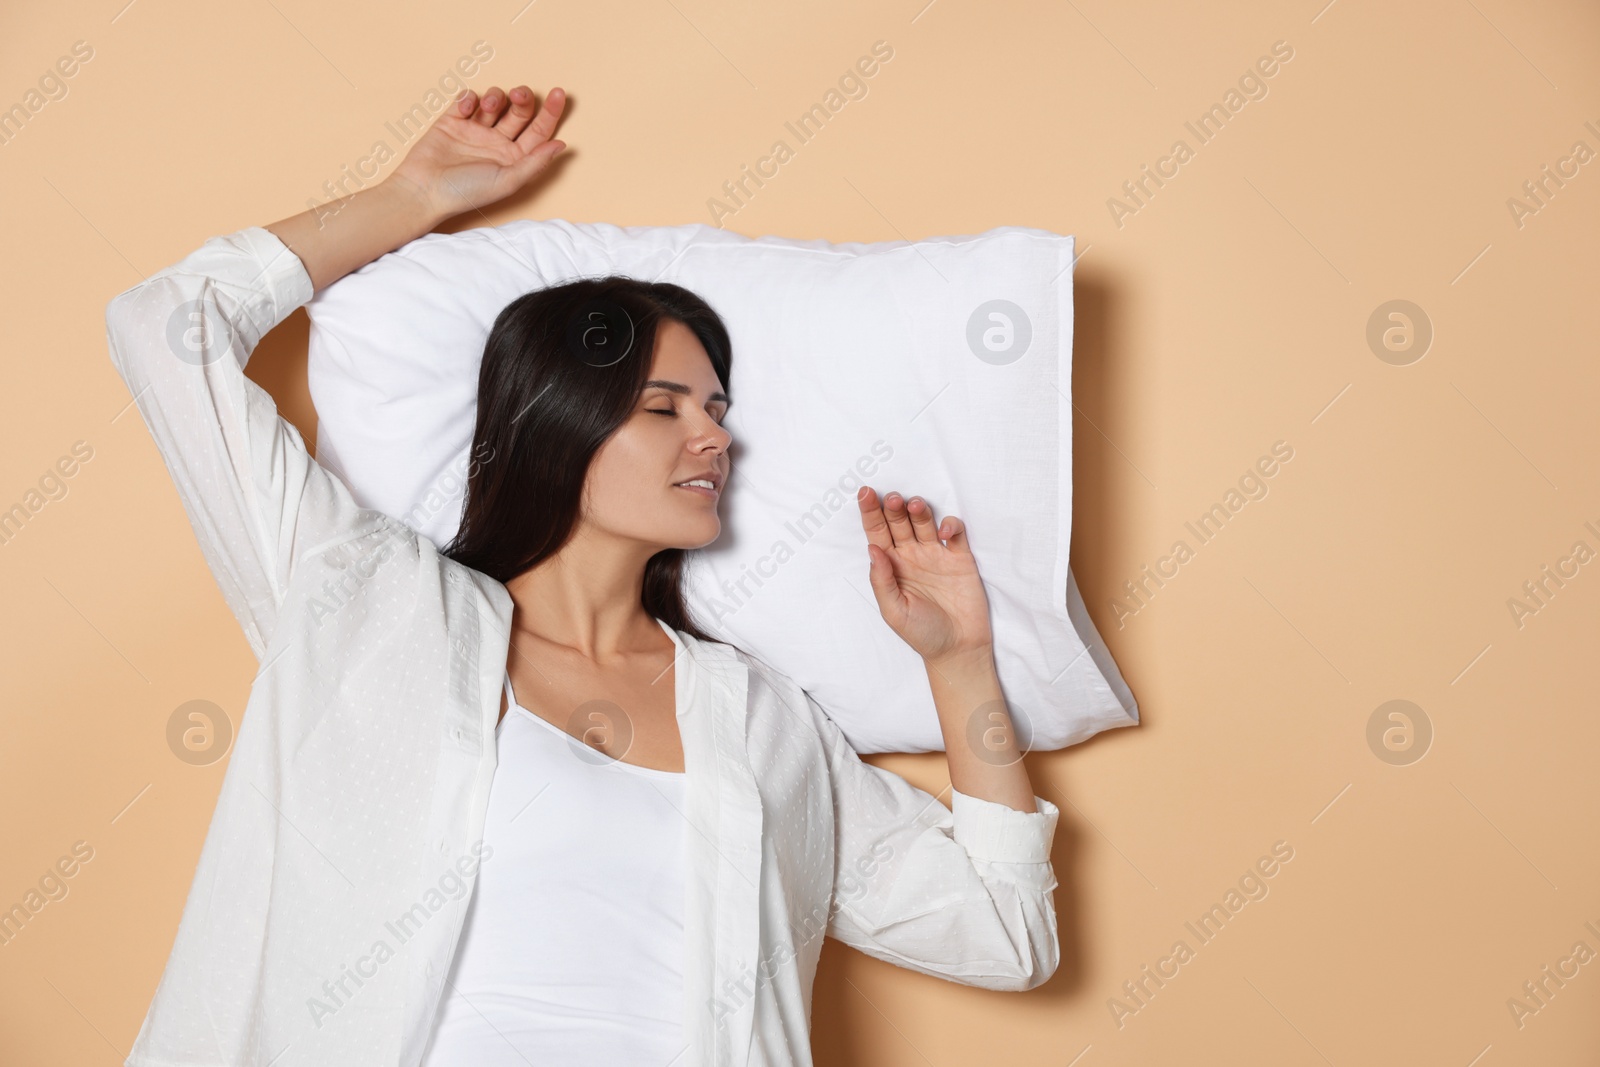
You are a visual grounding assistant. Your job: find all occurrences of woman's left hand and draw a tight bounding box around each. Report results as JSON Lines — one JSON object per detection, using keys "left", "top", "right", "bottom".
{"left": 857, "top": 487, "right": 994, "bottom": 665}
{"left": 390, "top": 84, "right": 569, "bottom": 222}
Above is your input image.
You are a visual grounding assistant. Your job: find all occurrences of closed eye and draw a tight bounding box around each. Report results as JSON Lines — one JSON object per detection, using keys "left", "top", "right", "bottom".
{"left": 649, "top": 406, "right": 726, "bottom": 425}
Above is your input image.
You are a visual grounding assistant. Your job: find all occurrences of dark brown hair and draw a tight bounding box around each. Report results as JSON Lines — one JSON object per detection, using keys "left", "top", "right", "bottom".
{"left": 441, "top": 276, "right": 732, "bottom": 644}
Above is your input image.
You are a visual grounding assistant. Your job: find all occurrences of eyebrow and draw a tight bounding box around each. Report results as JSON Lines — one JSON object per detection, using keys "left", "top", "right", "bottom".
{"left": 644, "top": 380, "right": 732, "bottom": 407}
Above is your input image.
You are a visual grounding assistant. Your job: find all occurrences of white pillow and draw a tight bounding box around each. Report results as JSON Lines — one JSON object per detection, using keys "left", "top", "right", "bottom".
{"left": 304, "top": 218, "right": 1138, "bottom": 754}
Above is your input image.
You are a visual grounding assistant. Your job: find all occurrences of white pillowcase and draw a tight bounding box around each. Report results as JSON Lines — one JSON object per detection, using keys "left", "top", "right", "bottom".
{"left": 304, "top": 218, "right": 1137, "bottom": 754}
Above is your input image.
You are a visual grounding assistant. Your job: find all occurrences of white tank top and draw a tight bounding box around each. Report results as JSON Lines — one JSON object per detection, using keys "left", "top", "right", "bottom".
{"left": 419, "top": 672, "right": 689, "bottom": 1065}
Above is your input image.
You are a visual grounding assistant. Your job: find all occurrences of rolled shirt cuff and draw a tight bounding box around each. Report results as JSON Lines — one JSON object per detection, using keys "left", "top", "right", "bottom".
{"left": 950, "top": 788, "right": 1060, "bottom": 864}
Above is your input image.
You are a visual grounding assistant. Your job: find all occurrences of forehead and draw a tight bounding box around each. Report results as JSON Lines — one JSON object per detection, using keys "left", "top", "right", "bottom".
{"left": 647, "top": 319, "right": 722, "bottom": 389}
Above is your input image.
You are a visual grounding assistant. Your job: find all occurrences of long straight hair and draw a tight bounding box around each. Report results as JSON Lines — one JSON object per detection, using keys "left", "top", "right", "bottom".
{"left": 441, "top": 276, "right": 733, "bottom": 644}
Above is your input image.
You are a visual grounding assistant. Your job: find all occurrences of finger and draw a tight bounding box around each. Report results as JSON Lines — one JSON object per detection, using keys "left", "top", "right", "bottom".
{"left": 493, "top": 85, "right": 538, "bottom": 139}
{"left": 514, "top": 87, "right": 568, "bottom": 150}
{"left": 506, "top": 136, "right": 568, "bottom": 187}
{"left": 940, "top": 514, "right": 972, "bottom": 554}
{"left": 905, "top": 496, "right": 939, "bottom": 543}
{"left": 864, "top": 543, "right": 900, "bottom": 610}
{"left": 454, "top": 88, "right": 478, "bottom": 117}
{"left": 881, "top": 491, "right": 915, "bottom": 547}
{"left": 856, "top": 487, "right": 895, "bottom": 556}
{"left": 473, "top": 86, "right": 506, "bottom": 126}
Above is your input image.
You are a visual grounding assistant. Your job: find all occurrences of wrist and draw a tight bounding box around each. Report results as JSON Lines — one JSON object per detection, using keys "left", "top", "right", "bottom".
{"left": 266, "top": 174, "right": 449, "bottom": 294}
{"left": 921, "top": 643, "right": 992, "bottom": 694}
{"left": 381, "top": 172, "right": 450, "bottom": 230}
{"left": 923, "top": 643, "right": 997, "bottom": 681}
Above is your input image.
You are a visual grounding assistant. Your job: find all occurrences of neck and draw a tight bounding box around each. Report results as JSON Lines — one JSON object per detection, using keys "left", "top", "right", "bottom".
{"left": 502, "top": 532, "right": 666, "bottom": 663}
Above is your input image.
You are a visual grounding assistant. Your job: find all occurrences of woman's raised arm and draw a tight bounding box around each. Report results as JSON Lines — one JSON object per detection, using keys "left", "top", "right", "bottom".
{"left": 102, "top": 83, "right": 568, "bottom": 659}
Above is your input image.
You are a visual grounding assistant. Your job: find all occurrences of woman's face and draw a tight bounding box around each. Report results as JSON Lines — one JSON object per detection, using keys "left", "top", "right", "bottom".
{"left": 580, "top": 318, "right": 732, "bottom": 551}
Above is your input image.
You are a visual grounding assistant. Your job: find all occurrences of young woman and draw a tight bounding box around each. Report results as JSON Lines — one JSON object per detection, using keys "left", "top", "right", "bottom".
{"left": 109, "top": 82, "right": 1061, "bottom": 1067}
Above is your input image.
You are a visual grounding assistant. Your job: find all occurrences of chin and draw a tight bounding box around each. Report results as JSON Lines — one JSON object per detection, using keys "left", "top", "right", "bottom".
{"left": 684, "top": 519, "right": 723, "bottom": 551}
{"left": 692, "top": 523, "right": 723, "bottom": 550}
{"left": 654, "top": 496, "right": 721, "bottom": 549}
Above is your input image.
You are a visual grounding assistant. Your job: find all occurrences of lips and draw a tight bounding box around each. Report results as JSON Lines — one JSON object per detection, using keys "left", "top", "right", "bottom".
{"left": 672, "top": 470, "right": 723, "bottom": 494}
{"left": 674, "top": 481, "right": 719, "bottom": 499}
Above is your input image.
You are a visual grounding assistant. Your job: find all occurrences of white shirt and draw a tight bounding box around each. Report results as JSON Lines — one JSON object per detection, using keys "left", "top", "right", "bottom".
{"left": 106, "top": 225, "right": 1063, "bottom": 1067}
{"left": 419, "top": 669, "right": 688, "bottom": 1064}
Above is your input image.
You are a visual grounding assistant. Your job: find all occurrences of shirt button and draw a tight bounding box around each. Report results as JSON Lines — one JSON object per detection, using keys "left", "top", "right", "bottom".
{"left": 452, "top": 727, "right": 464, "bottom": 742}
{"left": 438, "top": 839, "right": 448, "bottom": 854}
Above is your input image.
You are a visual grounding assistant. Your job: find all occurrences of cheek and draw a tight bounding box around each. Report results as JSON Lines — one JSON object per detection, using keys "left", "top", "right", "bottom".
{"left": 587, "top": 430, "right": 667, "bottom": 508}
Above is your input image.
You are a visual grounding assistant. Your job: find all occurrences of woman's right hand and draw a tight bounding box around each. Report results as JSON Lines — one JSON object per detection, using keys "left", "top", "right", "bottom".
{"left": 389, "top": 84, "right": 569, "bottom": 223}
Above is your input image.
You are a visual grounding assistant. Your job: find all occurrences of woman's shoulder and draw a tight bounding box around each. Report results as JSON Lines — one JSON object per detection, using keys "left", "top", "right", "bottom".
{"left": 309, "top": 514, "right": 511, "bottom": 616}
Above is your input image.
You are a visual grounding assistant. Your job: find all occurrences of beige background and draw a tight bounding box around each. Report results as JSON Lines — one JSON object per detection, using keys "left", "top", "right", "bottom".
{"left": 2, "top": 0, "right": 1596, "bottom": 1063}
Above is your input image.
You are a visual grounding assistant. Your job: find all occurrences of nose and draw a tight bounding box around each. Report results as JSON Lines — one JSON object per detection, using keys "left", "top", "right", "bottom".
{"left": 689, "top": 424, "right": 731, "bottom": 485}
{"left": 691, "top": 416, "right": 732, "bottom": 454}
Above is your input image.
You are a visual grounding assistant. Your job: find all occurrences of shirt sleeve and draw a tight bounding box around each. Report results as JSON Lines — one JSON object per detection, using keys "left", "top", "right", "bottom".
{"left": 103, "top": 226, "right": 377, "bottom": 662}
{"left": 805, "top": 690, "right": 1062, "bottom": 992}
